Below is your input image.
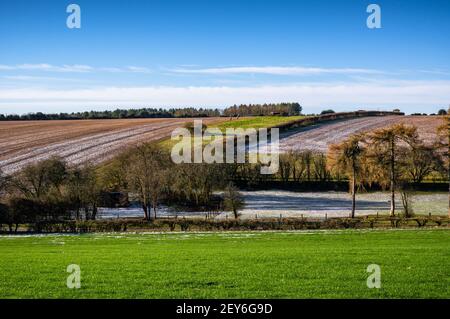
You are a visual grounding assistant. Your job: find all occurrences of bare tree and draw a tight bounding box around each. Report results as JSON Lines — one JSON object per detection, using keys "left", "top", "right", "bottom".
{"left": 66, "top": 164, "right": 101, "bottom": 220}
{"left": 278, "top": 153, "right": 293, "bottom": 182}
{"left": 300, "top": 151, "right": 313, "bottom": 181}
{"left": 313, "top": 153, "right": 330, "bottom": 181}
{"left": 11, "top": 157, "right": 67, "bottom": 200}
{"left": 126, "top": 144, "right": 169, "bottom": 220}
{"left": 403, "top": 143, "right": 438, "bottom": 183}
{"left": 399, "top": 181, "right": 414, "bottom": 217}
{"left": 170, "top": 163, "right": 226, "bottom": 208}
{"left": 223, "top": 183, "right": 245, "bottom": 219}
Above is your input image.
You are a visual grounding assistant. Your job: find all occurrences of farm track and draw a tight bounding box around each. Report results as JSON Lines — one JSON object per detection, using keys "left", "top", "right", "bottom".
{"left": 0, "top": 118, "right": 222, "bottom": 174}
{"left": 276, "top": 115, "right": 444, "bottom": 153}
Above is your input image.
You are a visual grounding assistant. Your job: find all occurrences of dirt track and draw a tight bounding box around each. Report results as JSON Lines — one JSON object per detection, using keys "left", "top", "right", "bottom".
{"left": 277, "top": 116, "right": 444, "bottom": 153}
{"left": 0, "top": 118, "right": 222, "bottom": 175}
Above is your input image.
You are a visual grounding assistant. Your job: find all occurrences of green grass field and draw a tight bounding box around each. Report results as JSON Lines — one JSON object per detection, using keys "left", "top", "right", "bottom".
{"left": 0, "top": 229, "right": 448, "bottom": 299}
{"left": 212, "top": 115, "right": 305, "bottom": 130}
{"left": 159, "top": 115, "right": 305, "bottom": 149}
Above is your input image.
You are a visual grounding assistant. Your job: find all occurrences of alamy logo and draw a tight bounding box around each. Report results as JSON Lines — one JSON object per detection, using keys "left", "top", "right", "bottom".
{"left": 66, "top": 264, "right": 81, "bottom": 289}
{"left": 366, "top": 264, "right": 381, "bottom": 289}
{"left": 366, "top": 4, "right": 382, "bottom": 29}
{"left": 66, "top": 4, "right": 81, "bottom": 29}
{"left": 170, "top": 120, "right": 279, "bottom": 174}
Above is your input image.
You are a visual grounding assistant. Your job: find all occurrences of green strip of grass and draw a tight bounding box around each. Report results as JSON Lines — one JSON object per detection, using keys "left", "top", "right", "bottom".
{"left": 212, "top": 115, "right": 305, "bottom": 130}
{"left": 159, "top": 116, "right": 305, "bottom": 149}
{"left": 0, "top": 229, "right": 448, "bottom": 298}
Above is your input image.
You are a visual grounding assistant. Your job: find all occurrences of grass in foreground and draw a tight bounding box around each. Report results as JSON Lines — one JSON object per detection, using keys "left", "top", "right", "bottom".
{"left": 0, "top": 229, "right": 448, "bottom": 298}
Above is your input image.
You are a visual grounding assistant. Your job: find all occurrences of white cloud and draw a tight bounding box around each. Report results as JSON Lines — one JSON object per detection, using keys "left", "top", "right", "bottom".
{"left": 60, "top": 64, "right": 93, "bottom": 72}
{"left": 126, "top": 66, "right": 152, "bottom": 73}
{"left": 0, "top": 65, "right": 15, "bottom": 70}
{"left": 0, "top": 64, "right": 151, "bottom": 73}
{"left": 171, "top": 66, "right": 383, "bottom": 75}
{"left": 2, "top": 75, "right": 90, "bottom": 82}
{"left": 16, "top": 63, "right": 55, "bottom": 71}
{"left": 99, "top": 67, "right": 123, "bottom": 73}
{"left": 0, "top": 80, "right": 449, "bottom": 114}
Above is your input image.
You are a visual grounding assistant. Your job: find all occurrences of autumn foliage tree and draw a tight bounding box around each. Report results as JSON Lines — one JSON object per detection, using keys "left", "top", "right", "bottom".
{"left": 434, "top": 120, "right": 449, "bottom": 216}
{"left": 364, "top": 124, "right": 418, "bottom": 216}
{"left": 327, "top": 134, "right": 366, "bottom": 218}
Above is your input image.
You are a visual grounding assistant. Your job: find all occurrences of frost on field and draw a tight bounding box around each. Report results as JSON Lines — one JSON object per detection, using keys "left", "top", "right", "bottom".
{"left": 0, "top": 119, "right": 211, "bottom": 174}
{"left": 259, "top": 116, "right": 444, "bottom": 154}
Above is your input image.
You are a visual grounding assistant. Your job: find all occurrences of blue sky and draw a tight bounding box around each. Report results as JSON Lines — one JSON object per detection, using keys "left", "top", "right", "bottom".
{"left": 0, "top": 0, "right": 449, "bottom": 114}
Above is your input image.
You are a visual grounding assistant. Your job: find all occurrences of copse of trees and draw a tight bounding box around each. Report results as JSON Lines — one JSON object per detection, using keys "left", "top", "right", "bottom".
{"left": 125, "top": 144, "right": 171, "bottom": 220}
{"left": 275, "top": 150, "right": 331, "bottom": 183}
{"left": 96, "top": 145, "right": 232, "bottom": 220}
{"left": 0, "top": 157, "right": 104, "bottom": 232}
{"left": 327, "top": 124, "right": 447, "bottom": 217}
{"left": 222, "top": 103, "right": 302, "bottom": 117}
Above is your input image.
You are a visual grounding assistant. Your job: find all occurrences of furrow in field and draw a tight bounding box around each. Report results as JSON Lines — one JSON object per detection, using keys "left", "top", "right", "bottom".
{"left": 0, "top": 119, "right": 188, "bottom": 157}
{"left": 0, "top": 119, "right": 209, "bottom": 174}
{"left": 274, "top": 116, "right": 443, "bottom": 153}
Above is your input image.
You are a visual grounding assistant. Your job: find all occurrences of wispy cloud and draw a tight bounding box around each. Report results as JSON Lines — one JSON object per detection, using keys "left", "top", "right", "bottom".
{"left": 2, "top": 75, "right": 90, "bottom": 82}
{"left": 171, "top": 66, "right": 384, "bottom": 75}
{"left": 0, "top": 65, "right": 15, "bottom": 70}
{"left": 1, "top": 80, "right": 449, "bottom": 114}
{"left": 13, "top": 64, "right": 93, "bottom": 73}
{"left": 0, "top": 64, "right": 151, "bottom": 73}
{"left": 417, "top": 69, "right": 450, "bottom": 76}
{"left": 126, "top": 66, "right": 152, "bottom": 73}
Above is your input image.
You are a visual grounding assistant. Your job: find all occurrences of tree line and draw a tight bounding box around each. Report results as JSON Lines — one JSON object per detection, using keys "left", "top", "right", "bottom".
{"left": 0, "top": 103, "right": 302, "bottom": 121}
{"left": 0, "top": 146, "right": 243, "bottom": 231}
{"left": 327, "top": 123, "right": 448, "bottom": 218}
{"left": 0, "top": 107, "right": 222, "bottom": 121}
{"left": 223, "top": 103, "right": 302, "bottom": 117}
{"left": 212, "top": 122, "right": 447, "bottom": 218}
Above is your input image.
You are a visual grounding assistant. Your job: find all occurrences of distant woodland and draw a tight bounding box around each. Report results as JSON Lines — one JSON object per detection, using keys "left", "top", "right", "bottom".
{"left": 0, "top": 103, "right": 302, "bottom": 120}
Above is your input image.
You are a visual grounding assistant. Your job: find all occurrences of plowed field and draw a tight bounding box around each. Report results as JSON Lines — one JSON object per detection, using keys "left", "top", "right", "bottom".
{"left": 0, "top": 118, "right": 222, "bottom": 174}
{"left": 277, "top": 116, "right": 444, "bottom": 153}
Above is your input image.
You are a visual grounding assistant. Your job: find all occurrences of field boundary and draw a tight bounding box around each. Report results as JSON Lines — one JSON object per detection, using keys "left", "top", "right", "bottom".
{"left": 2, "top": 215, "right": 448, "bottom": 234}
{"left": 274, "top": 110, "right": 404, "bottom": 132}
